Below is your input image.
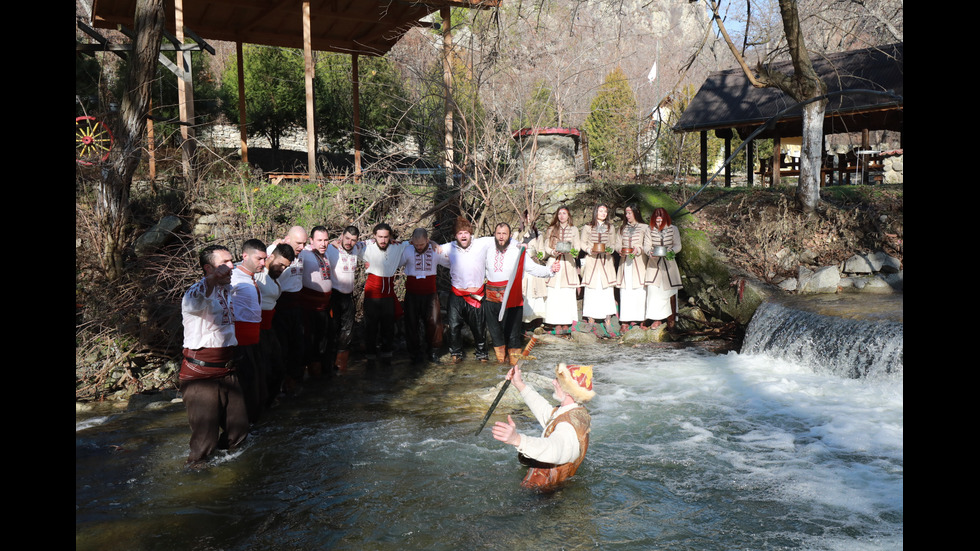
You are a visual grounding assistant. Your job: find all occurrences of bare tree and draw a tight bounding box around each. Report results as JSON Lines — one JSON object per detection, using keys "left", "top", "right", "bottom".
{"left": 97, "top": 0, "right": 165, "bottom": 279}
{"left": 707, "top": 0, "right": 826, "bottom": 212}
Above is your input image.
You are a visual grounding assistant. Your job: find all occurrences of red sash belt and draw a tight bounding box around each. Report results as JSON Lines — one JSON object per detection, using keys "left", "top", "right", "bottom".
{"left": 234, "top": 321, "right": 261, "bottom": 346}
{"left": 485, "top": 280, "right": 507, "bottom": 303}
{"left": 260, "top": 308, "right": 276, "bottom": 330}
{"left": 452, "top": 285, "right": 484, "bottom": 308}
{"left": 405, "top": 274, "right": 437, "bottom": 295}
{"left": 180, "top": 347, "right": 235, "bottom": 381}
{"left": 365, "top": 274, "right": 396, "bottom": 299}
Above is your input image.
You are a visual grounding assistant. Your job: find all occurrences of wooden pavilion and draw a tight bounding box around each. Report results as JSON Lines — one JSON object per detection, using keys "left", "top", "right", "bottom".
{"left": 83, "top": 0, "right": 500, "bottom": 182}
{"left": 671, "top": 42, "right": 903, "bottom": 187}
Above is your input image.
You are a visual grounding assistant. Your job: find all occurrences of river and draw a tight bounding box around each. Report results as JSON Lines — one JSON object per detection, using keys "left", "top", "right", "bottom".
{"left": 76, "top": 331, "right": 902, "bottom": 550}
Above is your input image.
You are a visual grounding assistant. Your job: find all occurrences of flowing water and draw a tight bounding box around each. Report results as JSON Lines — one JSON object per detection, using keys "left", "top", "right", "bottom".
{"left": 76, "top": 302, "right": 903, "bottom": 550}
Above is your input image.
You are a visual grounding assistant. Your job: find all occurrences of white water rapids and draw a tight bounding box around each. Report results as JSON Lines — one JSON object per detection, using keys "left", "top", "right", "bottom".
{"left": 76, "top": 302, "right": 902, "bottom": 550}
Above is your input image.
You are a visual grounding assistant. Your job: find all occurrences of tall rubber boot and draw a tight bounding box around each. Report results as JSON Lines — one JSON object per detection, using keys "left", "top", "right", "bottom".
{"left": 494, "top": 345, "right": 507, "bottom": 363}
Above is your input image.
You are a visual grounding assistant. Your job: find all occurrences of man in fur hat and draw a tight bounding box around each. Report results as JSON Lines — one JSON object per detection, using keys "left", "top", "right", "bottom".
{"left": 491, "top": 362, "right": 594, "bottom": 491}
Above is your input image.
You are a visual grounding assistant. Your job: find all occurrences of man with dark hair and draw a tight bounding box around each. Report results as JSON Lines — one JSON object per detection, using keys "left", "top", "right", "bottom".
{"left": 326, "top": 226, "right": 364, "bottom": 371}
{"left": 440, "top": 217, "right": 499, "bottom": 363}
{"left": 398, "top": 228, "right": 449, "bottom": 364}
{"left": 298, "top": 226, "right": 333, "bottom": 377}
{"left": 230, "top": 239, "right": 269, "bottom": 423}
{"left": 180, "top": 244, "right": 248, "bottom": 467}
{"left": 483, "top": 223, "right": 559, "bottom": 364}
{"left": 360, "top": 223, "right": 412, "bottom": 362}
{"left": 254, "top": 243, "right": 295, "bottom": 405}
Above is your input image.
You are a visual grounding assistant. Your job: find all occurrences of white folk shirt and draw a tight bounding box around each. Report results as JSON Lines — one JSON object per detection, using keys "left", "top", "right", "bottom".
{"left": 485, "top": 242, "right": 553, "bottom": 284}
{"left": 254, "top": 269, "right": 282, "bottom": 311}
{"left": 230, "top": 264, "right": 262, "bottom": 323}
{"left": 181, "top": 277, "right": 237, "bottom": 350}
{"left": 300, "top": 249, "right": 332, "bottom": 294}
{"left": 269, "top": 244, "right": 305, "bottom": 294}
{"left": 515, "top": 385, "right": 582, "bottom": 465}
{"left": 399, "top": 243, "right": 449, "bottom": 279}
{"left": 441, "top": 236, "right": 496, "bottom": 289}
{"left": 362, "top": 241, "right": 412, "bottom": 278}
{"left": 326, "top": 242, "right": 366, "bottom": 294}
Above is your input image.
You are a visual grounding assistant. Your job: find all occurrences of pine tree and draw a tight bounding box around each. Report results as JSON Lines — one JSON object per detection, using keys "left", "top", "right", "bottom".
{"left": 584, "top": 67, "right": 638, "bottom": 174}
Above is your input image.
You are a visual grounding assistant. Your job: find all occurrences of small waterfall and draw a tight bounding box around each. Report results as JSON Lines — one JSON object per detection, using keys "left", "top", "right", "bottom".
{"left": 742, "top": 298, "right": 903, "bottom": 378}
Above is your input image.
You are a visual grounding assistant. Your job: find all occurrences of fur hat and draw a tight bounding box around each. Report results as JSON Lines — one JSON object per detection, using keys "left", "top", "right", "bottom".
{"left": 454, "top": 216, "right": 474, "bottom": 235}
{"left": 555, "top": 363, "right": 595, "bottom": 403}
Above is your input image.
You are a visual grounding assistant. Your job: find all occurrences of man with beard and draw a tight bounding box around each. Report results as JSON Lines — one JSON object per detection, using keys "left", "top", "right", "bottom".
{"left": 268, "top": 226, "right": 307, "bottom": 392}
{"left": 230, "top": 239, "right": 269, "bottom": 423}
{"left": 179, "top": 244, "right": 248, "bottom": 468}
{"left": 360, "top": 223, "right": 413, "bottom": 362}
{"left": 326, "top": 226, "right": 365, "bottom": 371}
{"left": 483, "top": 223, "right": 559, "bottom": 364}
{"left": 491, "top": 362, "right": 594, "bottom": 491}
{"left": 254, "top": 243, "right": 295, "bottom": 404}
{"left": 440, "top": 217, "right": 498, "bottom": 364}
{"left": 398, "top": 228, "right": 450, "bottom": 364}
{"left": 298, "top": 226, "right": 333, "bottom": 377}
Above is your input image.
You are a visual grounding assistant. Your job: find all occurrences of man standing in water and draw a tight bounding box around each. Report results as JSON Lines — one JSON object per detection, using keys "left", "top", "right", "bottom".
{"left": 180, "top": 244, "right": 249, "bottom": 468}
{"left": 483, "top": 223, "right": 559, "bottom": 364}
{"left": 491, "top": 362, "right": 594, "bottom": 491}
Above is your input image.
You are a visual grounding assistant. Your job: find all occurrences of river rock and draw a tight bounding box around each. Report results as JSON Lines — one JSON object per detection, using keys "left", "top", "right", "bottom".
{"left": 799, "top": 265, "right": 841, "bottom": 294}
{"left": 843, "top": 251, "right": 901, "bottom": 274}
{"left": 134, "top": 215, "right": 182, "bottom": 257}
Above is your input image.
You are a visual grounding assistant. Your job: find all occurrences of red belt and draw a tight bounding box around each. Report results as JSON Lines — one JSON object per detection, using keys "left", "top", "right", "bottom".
{"left": 405, "top": 274, "right": 437, "bottom": 295}
{"left": 452, "top": 285, "right": 484, "bottom": 308}
{"left": 365, "top": 274, "right": 396, "bottom": 298}
{"left": 485, "top": 280, "right": 507, "bottom": 303}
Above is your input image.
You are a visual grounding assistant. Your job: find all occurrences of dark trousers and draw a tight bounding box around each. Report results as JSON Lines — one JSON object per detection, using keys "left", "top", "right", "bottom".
{"left": 181, "top": 373, "right": 249, "bottom": 463}
{"left": 236, "top": 342, "right": 267, "bottom": 424}
{"left": 272, "top": 303, "right": 305, "bottom": 383}
{"left": 364, "top": 296, "right": 395, "bottom": 356}
{"left": 331, "top": 291, "right": 356, "bottom": 352}
{"left": 447, "top": 293, "right": 488, "bottom": 360}
{"left": 404, "top": 292, "right": 443, "bottom": 360}
{"left": 483, "top": 301, "right": 524, "bottom": 349}
{"left": 259, "top": 327, "right": 284, "bottom": 406}
{"left": 302, "top": 307, "right": 331, "bottom": 366}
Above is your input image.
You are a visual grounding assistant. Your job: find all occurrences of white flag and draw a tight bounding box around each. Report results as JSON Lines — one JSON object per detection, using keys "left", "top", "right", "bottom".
{"left": 647, "top": 61, "right": 658, "bottom": 83}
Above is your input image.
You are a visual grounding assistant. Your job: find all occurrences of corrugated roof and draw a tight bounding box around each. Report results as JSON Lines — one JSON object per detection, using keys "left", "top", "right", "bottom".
{"left": 674, "top": 43, "right": 903, "bottom": 138}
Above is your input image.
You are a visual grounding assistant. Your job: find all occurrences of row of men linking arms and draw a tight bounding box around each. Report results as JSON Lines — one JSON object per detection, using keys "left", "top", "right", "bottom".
{"left": 177, "top": 204, "right": 682, "bottom": 467}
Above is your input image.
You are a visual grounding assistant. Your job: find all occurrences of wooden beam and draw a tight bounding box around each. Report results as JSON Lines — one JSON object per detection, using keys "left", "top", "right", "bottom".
{"left": 353, "top": 54, "right": 362, "bottom": 181}
{"left": 236, "top": 41, "right": 249, "bottom": 164}
{"left": 175, "top": 0, "right": 197, "bottom": 183}
{"left": 442, "top": 7, "right": 454, "bottom": 187}
{"left": 303, "top": 2, "right": 317, "bottom": 180}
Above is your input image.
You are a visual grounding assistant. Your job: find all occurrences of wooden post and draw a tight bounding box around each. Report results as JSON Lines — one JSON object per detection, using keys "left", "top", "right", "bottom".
{"left": 303, "top": 2, "right": 317, "bottom": 180}
{"left": 699, "top": 130, "right": 707, "bottom": 186}
{"left": 148, "top": 98, "right": 156, "bottom": 179}
{"left": 235, "top": 41, "right": 248, "bottom": 164}
{"left": 441, "top": 7, "right": 454, "bottom": 187}
{"left": 353, "top": 54, "right": 362, "bottom": 182}
{"left": 746, "top": 138, "right": 754, "bottom": 187}
{"left": 174, "top": 0, "right": 196, "bottom": 183}
{"left": 772, "top": 134, "right": 782, "bottom": 187}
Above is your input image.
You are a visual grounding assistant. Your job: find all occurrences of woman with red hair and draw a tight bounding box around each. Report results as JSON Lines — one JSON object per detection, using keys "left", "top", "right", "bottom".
{"left": 644, "top": 207, "right": 683, "bottom": 329}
